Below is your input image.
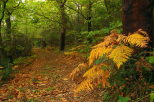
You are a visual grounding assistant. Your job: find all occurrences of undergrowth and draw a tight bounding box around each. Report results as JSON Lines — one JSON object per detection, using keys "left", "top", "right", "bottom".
{"left": 70, "top": 29, "right": 154, "bottom": 101}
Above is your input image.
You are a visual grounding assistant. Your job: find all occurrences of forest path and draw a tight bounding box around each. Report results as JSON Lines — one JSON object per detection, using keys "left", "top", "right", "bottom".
{"left": 0, "top": 48, "right": 102, "bottom": 102}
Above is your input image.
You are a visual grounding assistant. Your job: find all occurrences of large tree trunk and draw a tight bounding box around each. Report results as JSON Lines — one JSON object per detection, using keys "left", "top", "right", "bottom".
{"left": 122, "top": 0, "right": 154, "bottom": 46}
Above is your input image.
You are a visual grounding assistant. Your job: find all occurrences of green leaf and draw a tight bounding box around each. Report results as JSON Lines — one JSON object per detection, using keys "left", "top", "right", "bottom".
{"left": 146, "top": 56, "right": 154, "bottom": 64}
{"left": 118, "top": 96, "right": 131, "bottom": 102}
{"left": 150, "top": 93, "right": 154, "bottom": 102}
{"left": 95, "top": 59, "right": 103, "bottom": 64}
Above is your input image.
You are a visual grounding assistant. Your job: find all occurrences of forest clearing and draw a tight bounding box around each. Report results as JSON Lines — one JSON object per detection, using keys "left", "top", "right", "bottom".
{"left": 0, "top": 0, "right": 154, "bottom": 102}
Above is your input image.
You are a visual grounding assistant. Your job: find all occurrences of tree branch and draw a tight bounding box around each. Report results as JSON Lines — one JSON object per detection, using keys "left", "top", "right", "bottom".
{"left": 6, "top": 0, "right": 22, "bottom": 15}
{"left": 65, "top": 4, "right": 87, "bottom": 20}
{"left": 35, "top": 12, "right": 61, "bottom": 24}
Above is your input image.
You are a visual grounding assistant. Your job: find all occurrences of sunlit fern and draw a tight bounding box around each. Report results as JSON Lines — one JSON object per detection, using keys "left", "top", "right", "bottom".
{"left": 70, "top": 29, "right": 150, "bottom": 93}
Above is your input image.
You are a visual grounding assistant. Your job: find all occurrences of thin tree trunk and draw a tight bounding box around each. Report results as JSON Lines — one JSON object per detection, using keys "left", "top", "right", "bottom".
{"left": 0, "top": 22, "right": 2, "bottom": 45}
{"left": 0, "top": 0, "right": 8, "bottom": 62}
{"left": 87, "top": 1, "right": 92, "bottom": 32}
{"left": 77, "top": 3, "right": 81, "bottom": 33}
{"left": 87, "top": 0, "right": 92, "bottom": 43}
{"left": 58, "top": 0, "right": 67, "bottom": 51}
{"left": 6, "top": 12, "right": 12, "bottom": 40}
{"left": 122, "top": 0, "right": 154, "bottom": 44}
{"left": 104, "top": 0, "right": 111, "bottom": 14}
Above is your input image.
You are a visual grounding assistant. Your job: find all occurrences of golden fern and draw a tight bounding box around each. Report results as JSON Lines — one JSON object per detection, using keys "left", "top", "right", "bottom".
{"left": 102, "top": 70, "right": 110, "bottom": 87}
{"left": 83, "top": 63, "right": 109, "bottom": 78}
{"left": 89, "top": 47, "right": 112, "bottom": 66}
{"left": 92, "top": 33, "right": 118, "bottom": 48}
{"left": 72, "top": 64, "right": 103, "bottom": 92}
{"left": 75, "top": 79, "right": 94, "bottom": 92}
{"left": 70, "top": 29, "right": 150, "bottom": 93}
{"left": 76, "top": 69, "right": 110, "bottom": 92}
{"left": 109, "top": 45, "right": 133, "bottom": 68}
{"left": 70, "top": 63, "right": 88, "bottom": 80}
{"left": 125, "top": 33, "right": 150, "bottom": 48}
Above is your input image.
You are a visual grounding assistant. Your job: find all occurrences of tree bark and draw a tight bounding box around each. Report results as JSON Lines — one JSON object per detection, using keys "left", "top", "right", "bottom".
{"left": 122, "top": 0, "right": 154, "bottom": 46}
{"left": 0, "top": 0, "right": 8, "bottom": 45}
{"left": 5, "top": 11, "right": 12, "bottom": 40}
{"left": 0, "top": 0, "right": 8, "bottom": 64}
{"left": 57, "top": 0, "right": 67, "bottom": 51}
{"left": 76, "top": 3, "right": 81, "bottom": 33}
{"left": 87, "top": 0, "right": 92, "bottom": 43}
{"left": 87, "top": 0, "right": 92, "bottom": 32}
{"left": 0, "top": 22, "right": 2, "bottom": 45}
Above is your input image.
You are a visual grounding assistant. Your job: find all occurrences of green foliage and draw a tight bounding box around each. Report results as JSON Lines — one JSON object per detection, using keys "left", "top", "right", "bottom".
{"left": 103, "top": 92, "right": 112, "bottom": 102}
{"left": 1, "top": 63, "right": 12, "bottom": 81}
{"left": 150, "top": 93, "right": 154, "bottom": 102}
{"left": 118, "top": 96, "right": 131, "bottom": 102}
{"left": 13, "top": 55, "right": 36, "bottom": 65}
{"left": 13, "top": 57, "right": 27, "bottom": 65}
{"left": 146, "top": 56, "right": 154, "bottom": 64}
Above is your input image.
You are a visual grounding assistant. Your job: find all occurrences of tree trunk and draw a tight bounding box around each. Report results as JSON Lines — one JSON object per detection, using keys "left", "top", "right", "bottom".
{"left": 0, "top": 22, "right": 2, "bottom": 46}
{"left": 122, "top": 0, "right": 154, "bottom": 46}
{"left": 87, "top": 0, "right": 92, "bottom": 43}
{"left": 87, "top": 2, "right": 92, "bottom": 32}
{"left": 6, "top": 12, "right": 12, "bottom": 40}
{"left": 104, "top": 0, "right": 111, "bottom": 14}
{"left": 0, "top": 0, "right": 8, "bottom": 44}
{"left": 59, "top": 0, "right": 67, "bottom": 51}
{"left": 77, "top": 3, "right": 81, "bottom": 33}
{"left": 0, "top": 0, "right": 8, "bottom": 64}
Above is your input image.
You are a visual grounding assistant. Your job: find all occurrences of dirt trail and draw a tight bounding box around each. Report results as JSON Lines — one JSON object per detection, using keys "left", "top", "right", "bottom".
{"left": 0, "top": 48, "right": 102, "bottom": 102}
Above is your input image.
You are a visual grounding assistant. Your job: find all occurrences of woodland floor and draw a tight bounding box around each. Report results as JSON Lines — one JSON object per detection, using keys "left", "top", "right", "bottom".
{"left": 0, "top": 48, "right": 103, "bottom": 102}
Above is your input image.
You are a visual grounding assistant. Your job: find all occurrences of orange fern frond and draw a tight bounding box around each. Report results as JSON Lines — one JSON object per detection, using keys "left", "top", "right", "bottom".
{"left": 83, "top": 64, "right": 109, "bottom": 79}
{"left": 125, "top": 33, "right": 150, "bottom": 48}
{"left": 89, "top": 47, "right": 112, "bottom": 66}
{"left": 117, "top": 35, "right": 127, "bottom": 42}
{"left": 76, "top": 67, "right": 110, "bottom": 92}
{"left": 102, "top": 70, "right": 110, "bottom": 87}
{"left": 93, "top": 33, "right": 118, "bottom": 48}
{"left": 75, "top": 79, "right": 94, "bottom": 92}
{"left": 109, "top": 45, "right": 133, "bottom": 68}
{"left": 137, "top": 29, "right": 149, "bottom": 36}
{"left": 70, "top": 63, "right": 88, "bottom": 80}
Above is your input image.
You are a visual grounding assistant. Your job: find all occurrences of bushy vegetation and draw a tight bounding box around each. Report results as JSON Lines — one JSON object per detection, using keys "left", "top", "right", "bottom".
{"left": 70, "top": 30, "right": 154, "bottom": 101}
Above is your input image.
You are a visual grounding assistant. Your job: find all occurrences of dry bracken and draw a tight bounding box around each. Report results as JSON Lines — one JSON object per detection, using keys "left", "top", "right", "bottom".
{"left": 70, "top": 29, "right": 150, "bottom": 93}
